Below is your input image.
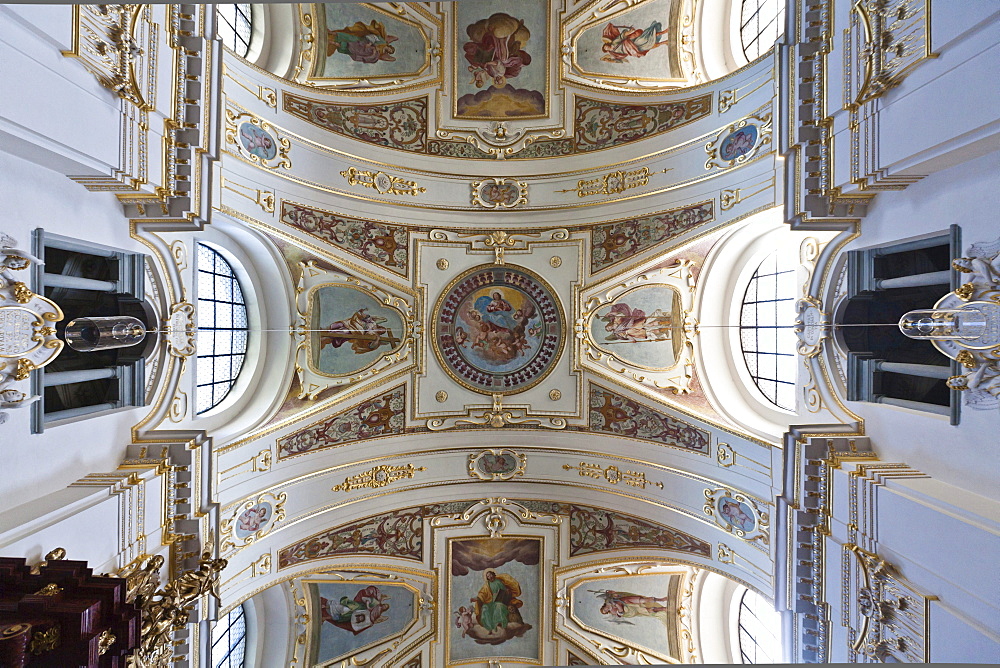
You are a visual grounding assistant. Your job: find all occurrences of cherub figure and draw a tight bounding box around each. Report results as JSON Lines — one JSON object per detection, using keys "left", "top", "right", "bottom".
{"left": 455, "top": 606, "right": 475, "bottom": 637}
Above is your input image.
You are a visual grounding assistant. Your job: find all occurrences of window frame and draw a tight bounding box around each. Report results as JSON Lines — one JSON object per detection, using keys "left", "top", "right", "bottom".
{"left": 739, "top": 0, "right": 785, "bottom": 61}
{"left": 736, "top": 588, "right": 782, "bottom": 664}
{"left": 211, "top": 604, "right": 248, "bottom": 668}
{"left": 216, "top": 4, "right": 254, "bottom": 58}
{"left": 738, "top": 250, "right": 798, "bottom": 411}
{"left": 195, "top": 243, "right": 250, "bottom": 415}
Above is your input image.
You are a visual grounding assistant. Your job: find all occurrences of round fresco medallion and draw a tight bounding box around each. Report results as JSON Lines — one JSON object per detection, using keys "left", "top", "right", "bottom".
{"left": 238, "top": 122, "right": 278, "bottom": 161}
{"left": 719, "top": 124, "right": 758, "bottom": 162}
{"left": 717, "top": 496, "right": 755, "bottom": 533}
{"left": 433, "top": 264, "right": 564, "bottom": 394}
{"left": 234, "top": 501, "right": 272, "bottom": 538}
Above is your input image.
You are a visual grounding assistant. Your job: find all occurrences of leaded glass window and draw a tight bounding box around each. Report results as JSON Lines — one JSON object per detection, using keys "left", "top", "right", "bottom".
{"left": 196, "top": 243, "right": 249, "bottom": 414}
{"left": 739, "top": 250, "right": 797, "bottom": 410}
{"left": 737, "top": 589, "right": 783, "bottom": 663}
{"left": 216, "top": 4, "right": 253, "bottom": 57}
{"left": 740, "top": 0, "right": 785, "bottom": 61}
{"left": 211, "top": 604, "right": 247, "bottom": 668}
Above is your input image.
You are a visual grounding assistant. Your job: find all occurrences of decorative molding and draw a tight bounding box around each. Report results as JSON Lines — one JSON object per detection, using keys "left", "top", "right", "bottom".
{"left": 427, "top": 393, "right": 568, "bottom": 431}
{"left": 341, "top": 167, "right": 425, "bottom": 197}
{"left": 703, "top": 487, "right": 770, "bottom": 546}
{"left": 220, "top": 491, "right": 287, "bottom": 553}
{"left": 61, "top": 4, "right": 154, "bottom": 111}
{"left": 331, "top": 463, "right": 426, "bottom": 493}
{"left": 164, "top": 302, "right": 196, "bottom": 358}
{"left": 562, "top": 461, "right": 664, "bottom": 490}
{"left": 470, "top": 177, "right": 528, "bottom": 209}
{"left": 845, "top": 544, "right": 934, "bottom": 663}
{"left": 468, "top": 448, "right": 527, "bottom": 481}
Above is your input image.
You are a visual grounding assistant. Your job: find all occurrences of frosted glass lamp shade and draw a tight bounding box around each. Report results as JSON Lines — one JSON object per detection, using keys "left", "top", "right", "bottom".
{"left": 65, "top": 316, "right": 147, "bottom": 352}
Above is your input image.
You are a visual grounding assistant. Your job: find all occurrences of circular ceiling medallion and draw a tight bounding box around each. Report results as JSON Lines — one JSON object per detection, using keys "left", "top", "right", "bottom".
{"left": 433, "top": 264, "right": 565, "bottom": 395}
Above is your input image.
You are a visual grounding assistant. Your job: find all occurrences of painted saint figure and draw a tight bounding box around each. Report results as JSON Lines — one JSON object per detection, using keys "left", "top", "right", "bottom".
{"left": 592, "top": 589, "right": 672, "bottom": 621}
{"left": 321, "top": 585, "right": 390, "bottom": 635}
{"left": 322, "top": 308, "right": 399, "bottom": 354}
{"left": 328, "top": 20, "right": 398, "bottom": 64}
{"left": 601, "top": 303, "right": 673, "bottom": 343}
{"left": 472, "top": 569, "right": 524, "bottom": 633}
{"left": 601, "top": 21, "right": 669, "bottom": 63}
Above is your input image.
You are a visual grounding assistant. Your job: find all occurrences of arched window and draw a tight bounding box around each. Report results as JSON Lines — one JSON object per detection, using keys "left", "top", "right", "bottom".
{"left": 216, "top": 4, "right": 253, "bottom": 57}
{"left": 211, "top": 604, "right": 247, "bottom": 668}
{"left": 737, "top": 589, "right": 783, "bottom": 663}
{"left": 739, "top": 250, "right": 797, "bottom": 410}
{"left": 740, "top": 0, "right": 785, "bottom": 61}
{"left": 196, "top": 243, "right": 249, "bottom": 414}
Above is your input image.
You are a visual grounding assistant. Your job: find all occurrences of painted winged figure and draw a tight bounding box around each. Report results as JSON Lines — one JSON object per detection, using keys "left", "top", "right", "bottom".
{"left": 592, "top": 589, "right": 672, "bottom": 622}
{"left": 322, "top": 308, "right": 397, "bottom": 354}
{"left": 328, "top": 20, "right": 398, "bottom": 63}
{"left": 600, "top": 303, "right": 673, "bottom": 342}
{"left": 464, "top": 13, "right": 532, "bottom": 88}
{"left": 601, "top": 21, "right": 669, "bottom": 63}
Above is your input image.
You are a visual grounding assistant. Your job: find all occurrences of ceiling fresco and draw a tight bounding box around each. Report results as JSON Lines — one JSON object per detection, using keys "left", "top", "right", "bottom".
{"left": 269, "top": 0, "right": 715, "bottom": 162}
{"left": 200, "top": 3, "right": 786, "bottom": 664}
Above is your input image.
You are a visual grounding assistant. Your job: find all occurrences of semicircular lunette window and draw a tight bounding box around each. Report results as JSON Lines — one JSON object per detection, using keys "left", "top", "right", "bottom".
{"left": 739, "top": 250, "right": 797, "bottom": 411}
{"left": 216, "top": 4, "right": 253, "bottom": 58}
{"left": 740, "top": 0, "right": 786, "bottom": 61}
{"left": 737, "top": 588, "right": 783, "bottom": 663}
{"left": 211, "top": 604, "right": 247, "bottom": 668}
{"left": 196, "top": 243, "right": 249, "bottom": 414}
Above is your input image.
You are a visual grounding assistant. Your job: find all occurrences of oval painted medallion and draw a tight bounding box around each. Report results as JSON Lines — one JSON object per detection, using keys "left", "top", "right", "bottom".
{"left": 433, "top": 264, "right": 564, "bottom": 394}
{"left": 719, "top": 123, "right": 758, "bottom": 162}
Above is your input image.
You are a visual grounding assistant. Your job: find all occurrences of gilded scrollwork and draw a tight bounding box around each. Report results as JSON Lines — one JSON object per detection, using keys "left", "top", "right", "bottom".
{"left": 341, "top": 167, "right": 426, "bottom": 197}
{"left": 225, "top": 110, "right": 292, "bottom": 170}
{"left": 470, "top": 177, "right": 528, "bottom": 209}
{"left": 703, "top": 487, "right": 770, "bottom": 547}
{"left": 555, "top": 167, "right": 657, "bottom": 198}
{"left": 468, "top": 448, "right": 527, "bottom": 481}
{"left": 704, "top": 110, "right": 773, "bottom": 170}
{"left": 562, "top": 461, "right": 664, "bottom": 490}
{"left": 220, "top": 491, "right": 288, "bottom": 553}
{"left": 331, "top": 463, "right": 426, "bottom": 493}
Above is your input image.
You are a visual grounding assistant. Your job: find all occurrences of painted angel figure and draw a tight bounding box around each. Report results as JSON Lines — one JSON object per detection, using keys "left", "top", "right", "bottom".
{"left": 328, "top": 20, "right": 398, "bottom": 63}
{"left": 592, "top": 589, "right": 672, "bottom": 621}
{"left": 455, "top": 606, "right": 475, "bottom": 637}
{"left": 600, "top": 21, "right": 669, "bottom": 63}
{"left": 600, "top": 303, "right": 673, "bottom": 343}
{"left": 237, "top": 505, "right": 269, "bottom": 533}
{"left": 720, "top": 500, "right": 754, "bottom": 531}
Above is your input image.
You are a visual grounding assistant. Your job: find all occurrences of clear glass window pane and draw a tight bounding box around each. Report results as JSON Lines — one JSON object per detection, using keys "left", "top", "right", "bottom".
{"left": 739, "top": 250, "right": 797, "bottom": 411}
{"left": 196, "top": 244, "right": 249, "bottom": 414}
{"left": 740, "top": 0, "right": 785, "bottom": 61}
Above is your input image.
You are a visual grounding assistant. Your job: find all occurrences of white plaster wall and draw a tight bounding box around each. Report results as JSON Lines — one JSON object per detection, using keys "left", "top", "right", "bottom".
{"left": 840, "top": 150, "right": 1000, "bottom": 500}
{"left": 0, "top": 150, "right": 147, "bottom": 506}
